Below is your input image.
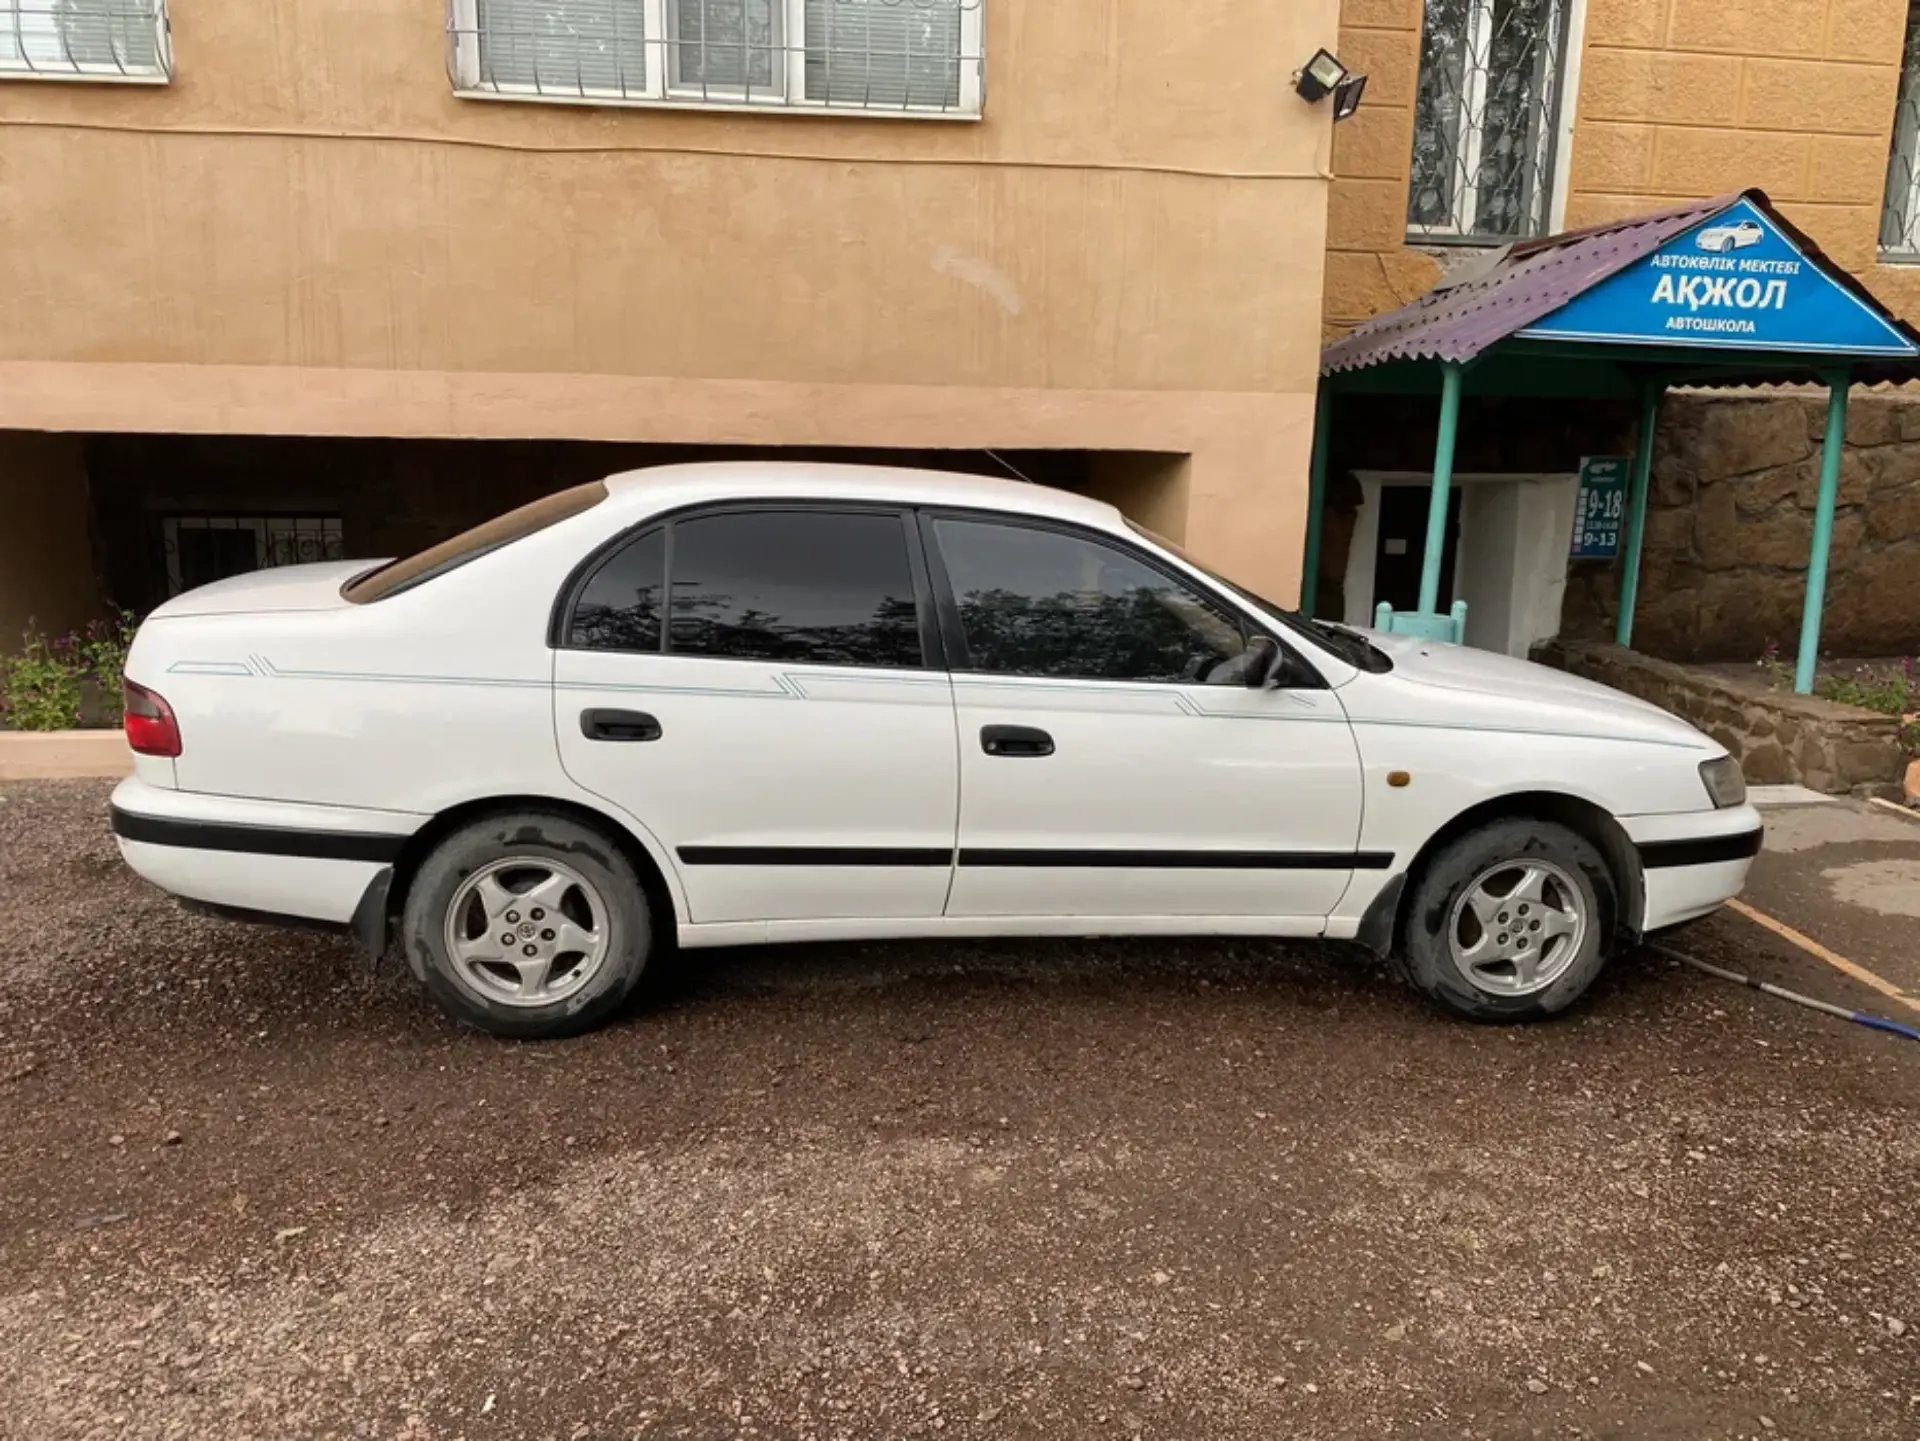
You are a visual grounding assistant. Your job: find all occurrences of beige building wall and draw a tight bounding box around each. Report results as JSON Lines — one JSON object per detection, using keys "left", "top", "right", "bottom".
{"left": 1324, "top": 0, "right": 1443, "bottom": 334}
{"left": 1568, "top": 0, "right": 1916, "bottom": 310}
{"left": 1326, "top": 0, "right": 1920, "bottom": 331}
{"left": 0, "top": 0, "right": 1344, "bottom": 603}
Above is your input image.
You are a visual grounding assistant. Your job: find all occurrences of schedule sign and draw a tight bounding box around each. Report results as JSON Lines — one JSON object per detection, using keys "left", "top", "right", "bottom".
{"left": 1571, "top": 457, "right": 1627, "bottom": 560}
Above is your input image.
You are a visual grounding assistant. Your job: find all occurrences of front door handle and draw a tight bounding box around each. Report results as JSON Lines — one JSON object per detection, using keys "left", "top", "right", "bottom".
{"left": 981, "top": 724, "right": 1054, "bottom": 758}
{"left": 581, "top": 708, "right": 662, "bottom": 743}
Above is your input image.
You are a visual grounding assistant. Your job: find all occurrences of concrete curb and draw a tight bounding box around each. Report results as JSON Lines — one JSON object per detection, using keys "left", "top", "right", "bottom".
{"left": 0, "top": 730, "right": 132, "bottom": 781}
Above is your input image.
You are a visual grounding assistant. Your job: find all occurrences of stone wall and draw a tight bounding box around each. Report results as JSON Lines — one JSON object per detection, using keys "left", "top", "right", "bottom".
{"left": 1561, "top": 389, "right": 1920, "bottom": 663}
{"left": 1537, "top": 640, "right": 1906, "bottom": 794}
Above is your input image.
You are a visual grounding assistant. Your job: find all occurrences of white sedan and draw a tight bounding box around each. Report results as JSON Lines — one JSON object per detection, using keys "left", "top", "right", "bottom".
{"left": 110, "top": 462, "right": 1760, "bottom": 1039}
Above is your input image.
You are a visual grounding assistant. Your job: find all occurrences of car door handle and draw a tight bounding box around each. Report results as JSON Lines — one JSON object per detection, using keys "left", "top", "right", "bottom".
{"left": 580, "top": 708, "right": 662, "bottom": 743}
{"left": 981, "top": 724, "right": 1054, "bottom": 758}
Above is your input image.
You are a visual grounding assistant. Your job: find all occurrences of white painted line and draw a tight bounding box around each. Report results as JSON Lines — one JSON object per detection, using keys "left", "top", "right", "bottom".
{"left": 1727, "top": 897, "right": 1920, "bottom": 1017}
{"left": 1867, "top": 796, "right": 1920, "bottom": 826}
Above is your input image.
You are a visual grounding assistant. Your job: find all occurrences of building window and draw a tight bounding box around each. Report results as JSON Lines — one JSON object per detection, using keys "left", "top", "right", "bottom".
{"left": 1407, "top": 0, "right": 1570, "bottom": 244}
{"left": 446, "top": 0, "right": 983, "bottom": 115}
{"left": 159, "top": 517, "right": 345, "bottom": 597}
{"left": 0, "top": 0, "right": 169, "bottom": 80}
{"left": 1881, "top": 6, "right": 1920, "bottom": 260}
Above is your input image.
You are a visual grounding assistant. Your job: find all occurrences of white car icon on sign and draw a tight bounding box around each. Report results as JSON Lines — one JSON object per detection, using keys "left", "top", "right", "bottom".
{"left": 1696, "top": 219, "right": 1764, "bottom": 252}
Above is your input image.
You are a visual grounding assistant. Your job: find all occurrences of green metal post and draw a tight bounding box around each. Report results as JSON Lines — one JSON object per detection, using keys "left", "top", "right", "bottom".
{"left": 1614, "top": 380, "right": 1663, "bottom": 648}
{"left": 1795, "top": 371, "right": 1850, "bottom": 695}
{"left": 1417, "top": 362, "right": 1464, "bottom": 616}
{"left": 1301, "top": 383, "right": 1332, "bottom": 617}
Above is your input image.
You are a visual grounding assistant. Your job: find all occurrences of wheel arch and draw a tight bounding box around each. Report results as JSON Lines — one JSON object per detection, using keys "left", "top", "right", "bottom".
{"left": 375, "top": 794, "right": 682, "bottom": 955}
{"left": 1356, "top": 790, "right": 1643, "bottom": 958}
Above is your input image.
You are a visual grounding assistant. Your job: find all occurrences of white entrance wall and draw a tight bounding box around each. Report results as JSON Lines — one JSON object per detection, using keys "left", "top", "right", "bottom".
{"left": 1343, "top": 471, "right": 1581, "bottom": 658}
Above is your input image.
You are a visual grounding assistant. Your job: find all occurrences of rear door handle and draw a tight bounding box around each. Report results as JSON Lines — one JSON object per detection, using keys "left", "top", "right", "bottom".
{"left": 981, "top": 724, "right": 1054, "bottom": 758}
{"left": 581, "top": 708, "right": 662, "bottom": 743}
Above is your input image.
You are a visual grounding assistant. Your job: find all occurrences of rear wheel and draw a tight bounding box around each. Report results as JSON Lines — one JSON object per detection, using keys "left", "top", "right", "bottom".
{"left": 402, "top": 811, "right": 651, "bottom": 1039}
{"left": 1396, "top": 819, "right": 1615, "bottom": 1022}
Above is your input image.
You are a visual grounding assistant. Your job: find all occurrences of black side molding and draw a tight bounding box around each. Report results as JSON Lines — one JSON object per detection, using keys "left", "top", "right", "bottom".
{"left": 678, "top": 846, "right": 952, "bottom": 867}
{"left": 958, "top": 849, "right": 1395, "bottom": 870}
{"left": 673, "top": 845, "right": 1394, "bottom": 870}
{"left": 111, "top": 806, "right": 407, "bottom": 865}
{"left": 1637, "top": 828, "right": 1764, "bottom": 870}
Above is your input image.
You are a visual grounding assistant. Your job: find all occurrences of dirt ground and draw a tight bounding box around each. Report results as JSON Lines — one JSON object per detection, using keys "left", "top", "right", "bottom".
{"left": 2, "top": 779, "right": 1917, "bottom": 1441}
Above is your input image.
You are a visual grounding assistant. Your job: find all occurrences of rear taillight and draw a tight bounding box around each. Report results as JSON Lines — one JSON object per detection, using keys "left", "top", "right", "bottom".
{"left": 123, "top": 680, "right": 182, "bottom": 758}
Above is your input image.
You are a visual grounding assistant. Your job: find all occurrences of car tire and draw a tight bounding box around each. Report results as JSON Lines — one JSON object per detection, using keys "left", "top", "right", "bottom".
{"left": 1395, "top": 819, "right": 1615, "bottom": 1023}
{"left": 402, "top": 811, "right": 652, "bottom": 1040}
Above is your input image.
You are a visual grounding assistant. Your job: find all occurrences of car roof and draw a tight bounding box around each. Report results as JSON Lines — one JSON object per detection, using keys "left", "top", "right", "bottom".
{"left": 599, "top": 460, "right": 1127, "bottom": 529}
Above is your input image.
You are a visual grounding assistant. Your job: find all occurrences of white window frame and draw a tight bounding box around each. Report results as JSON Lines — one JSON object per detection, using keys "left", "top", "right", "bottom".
{"left": 447, "top": 0, "right": 983, "bottom": 118}
{"left": 1407, "top": 0, "right": 1570, "bottom": 244}
{"left": 0, "top": 0, "right": 171, "bottom": 83}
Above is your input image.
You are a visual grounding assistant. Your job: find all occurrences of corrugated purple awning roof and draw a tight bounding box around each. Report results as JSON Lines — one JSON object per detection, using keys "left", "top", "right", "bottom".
{"left": 1320, "top": 190, "right": 1920, "bottom": 386}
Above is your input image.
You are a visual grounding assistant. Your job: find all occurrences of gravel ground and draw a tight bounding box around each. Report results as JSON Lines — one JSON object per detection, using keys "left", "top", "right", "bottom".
{"left": 2, "top": 778, "right": 1918, "bottom": 1440}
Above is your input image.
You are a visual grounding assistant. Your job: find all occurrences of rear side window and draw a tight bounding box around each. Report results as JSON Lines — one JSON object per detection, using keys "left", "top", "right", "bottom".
{"left": 569, "top": 529, "right": 665, "bottom": 652}
{"left": 344, "top": 482, "right": 607, "bottom": 603}
{"left": 567, "top": 509, "right": 924, "bottom": 670}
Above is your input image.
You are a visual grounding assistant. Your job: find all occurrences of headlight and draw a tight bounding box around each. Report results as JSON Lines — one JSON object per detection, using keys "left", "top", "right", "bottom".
{"left": 1698, "top": 755, "right": 1747, "bottom": 809}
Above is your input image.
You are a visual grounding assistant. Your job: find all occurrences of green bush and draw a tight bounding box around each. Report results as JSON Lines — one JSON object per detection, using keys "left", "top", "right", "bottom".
{"left": 1, "top": 613, "right": 139, "bottom": 732}
{"left": 2, "top": 632, "right": 84, "bottom": 731}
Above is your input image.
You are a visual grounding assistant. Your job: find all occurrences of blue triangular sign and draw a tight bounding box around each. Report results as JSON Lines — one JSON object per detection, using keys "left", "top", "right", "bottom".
{"left": 1517, "top": 198, "right": 1917, "bottom": 357}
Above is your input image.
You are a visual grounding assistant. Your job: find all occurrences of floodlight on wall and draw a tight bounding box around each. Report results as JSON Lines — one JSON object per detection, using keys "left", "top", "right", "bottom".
{"left": 1293, "top": 48, "right": 1349, "bottom": 104}
{"left": 1331, "top": 73, "right": 1367, "bottom": 121}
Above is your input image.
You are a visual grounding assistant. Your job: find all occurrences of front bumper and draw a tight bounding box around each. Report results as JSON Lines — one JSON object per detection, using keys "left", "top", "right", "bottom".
{"left": 1624, "top": 803, "right": 1763, "bottom": 930}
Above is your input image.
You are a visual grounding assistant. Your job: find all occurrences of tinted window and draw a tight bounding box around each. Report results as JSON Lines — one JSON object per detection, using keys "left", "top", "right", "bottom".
{"left": 934, "top": 519, "right": 1249, "bottom": 684}
{"left": 667, "top": 511, "right": 923, "bottom": 669}
{"left": 569, "top": 529, "right": 665, "bottom": 652}
{"left": 344, "top": 481, "right": 607, "bottom": 603}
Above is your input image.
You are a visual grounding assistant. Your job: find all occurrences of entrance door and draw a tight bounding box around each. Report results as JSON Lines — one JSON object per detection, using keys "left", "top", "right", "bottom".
{"left": 1373, "top": 485, "right": 1462, "bottom": 613}
{"left": 925, "top": 513, "right": 1366, "bottom": 922}
{"left": 553, "top": 507, "right": 959, "bottom": 926}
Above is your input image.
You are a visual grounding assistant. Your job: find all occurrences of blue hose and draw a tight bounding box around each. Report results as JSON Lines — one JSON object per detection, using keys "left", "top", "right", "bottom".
{"left": 1648, "top": 942, "right": 1920, "bottom": 1044}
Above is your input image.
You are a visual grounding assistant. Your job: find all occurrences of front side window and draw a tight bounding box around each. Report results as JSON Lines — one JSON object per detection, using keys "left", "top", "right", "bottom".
{"left": 448, "top": 0, "right": 982, "bottom": 115}
{"left": 1, "top": 0, "right": 169, "bottom": 80}
{"left": 1407, "top": 0, "right": 1569, "bottom": 243}
{"left": 932, "top": 518, "right": 1251, "bottom": 685}
{"left": 1882, "top": 4, "right": 1920, "bottom": 260}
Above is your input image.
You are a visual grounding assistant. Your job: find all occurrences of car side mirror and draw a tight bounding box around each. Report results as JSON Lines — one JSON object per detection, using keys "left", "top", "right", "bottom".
{"left": 1243, "top": 635, "right": 1281, "bottom": 689}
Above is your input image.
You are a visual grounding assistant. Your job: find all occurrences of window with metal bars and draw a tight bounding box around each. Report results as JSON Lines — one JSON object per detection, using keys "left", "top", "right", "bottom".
{"left": 0, "top": 0, "right": 168, "bottom": 79}
{"left": 446, "top": 0, "right": 983, "bottom": 115}
{"left": 1881, "top": 5, "right": 1920, "bottom": 260}
{"left": 158, "top": 517, "right": 346, "bottom": 598}
{"left": 1406, "top": 0, "right": 1569, "bottom": 244}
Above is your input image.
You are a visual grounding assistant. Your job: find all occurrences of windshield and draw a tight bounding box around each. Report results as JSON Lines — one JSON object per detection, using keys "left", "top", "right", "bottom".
{"left": 344, "top": 481, "right": 609, "bottom": 603}
{"left": 1123, "top": 519, "right": 1392, "bottom": 674}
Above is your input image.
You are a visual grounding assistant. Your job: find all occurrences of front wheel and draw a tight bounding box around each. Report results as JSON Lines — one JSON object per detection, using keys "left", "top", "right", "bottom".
{"left": 402, "top": 811, "right": 652, "bottom": 1039}
{"left": 1396, "top": 819, "right": 1616, "bottom": 1022}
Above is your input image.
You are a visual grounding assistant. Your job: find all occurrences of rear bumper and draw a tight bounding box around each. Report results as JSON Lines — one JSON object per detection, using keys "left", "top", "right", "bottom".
{"left": 1625, "top": 805, "right": 1763, "bottom": 931}
{"left": 109, "top": 778, "right": 419, "bottom": 931}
